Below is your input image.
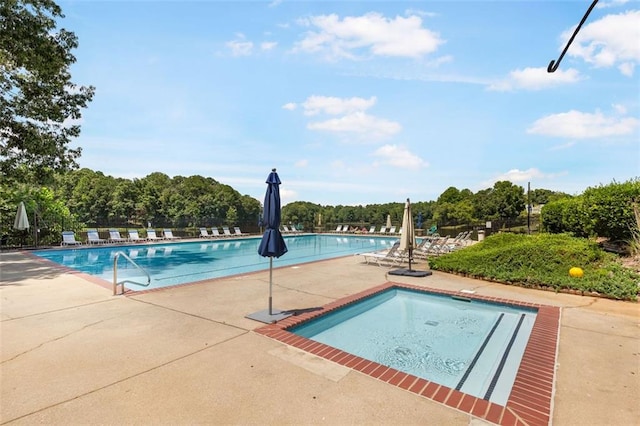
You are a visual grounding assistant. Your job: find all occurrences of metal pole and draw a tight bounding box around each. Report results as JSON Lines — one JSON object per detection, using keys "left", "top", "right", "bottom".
{"left": 268, "top": 257, "right": 273, "bottom": 315}
{"left": 527, "top": 182, "right": 531, "bottom": 235}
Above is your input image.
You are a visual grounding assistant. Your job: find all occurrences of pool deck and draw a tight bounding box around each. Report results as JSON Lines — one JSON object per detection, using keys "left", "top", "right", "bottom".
{"left": 1, "top": 246, "right": 639, "bottom": 425}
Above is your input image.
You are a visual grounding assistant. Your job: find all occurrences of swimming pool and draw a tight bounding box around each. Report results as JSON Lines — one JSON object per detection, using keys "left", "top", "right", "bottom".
{"left": 33, "top": 234, "right": 398, "bottom": 291}
{"left": 291, "top": 288, "right": 537, "bottom": 405}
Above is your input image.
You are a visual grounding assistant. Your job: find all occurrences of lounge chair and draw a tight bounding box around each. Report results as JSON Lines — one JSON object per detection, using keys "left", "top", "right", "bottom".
{"left": 360, "top": 242, "right": 407, "bottom": 267}
{"left": 146, "top": 229, "right": 162, "bottom": 241}
{"left": 333, "top": 225, "right": 342, "bottom": 233}
{"left": 86, "top": 229, "right": 106, "bottom": 245}
{"left": 368, "top": 226, "right": 376, "bottom": 233}
{"left": 163, "top": 229, "right": 180, "bottom": 240}
{"left": 61, "top": 231, "right": 83, "bottom": 246}
{"left": 234, "top": 226, "right": 247, "bottom": 236}
{"left": 388, "top": 226, "right": 396, "bottom": 234}
{"left": 377, "top": 226, "right": 387, "bottom": 234}
{"left": 211, "top": 228, "right": 223, "bottom": 238}
{"left": 415, "top": 236, "right": 450, "bottom": 257}
{"left": 222, "top": 226, "right": 233, "bottom": 237}
{"left": 108, "top": 229, "right": 128, "bottom": 243}
{"left": 199, "top": 227, "right": 212, "bottom": 238}
{"left": 282, "top": 225, "right": 291, "bottom": 233}
{"left": 128, "top": 229, "right": 147, "bottom": 242}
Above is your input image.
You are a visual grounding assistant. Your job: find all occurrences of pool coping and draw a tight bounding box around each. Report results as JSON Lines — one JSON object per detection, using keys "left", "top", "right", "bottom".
{"left": 255, "top": 281, "right": 560, "bottom": 426}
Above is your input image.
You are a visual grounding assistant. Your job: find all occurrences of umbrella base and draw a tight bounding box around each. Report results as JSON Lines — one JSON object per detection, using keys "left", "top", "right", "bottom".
{"left": 245, "top": 308, "right": 293, "bottom": 324}
{"left": 388, "top": 268, "right": 432, "bottom": 277}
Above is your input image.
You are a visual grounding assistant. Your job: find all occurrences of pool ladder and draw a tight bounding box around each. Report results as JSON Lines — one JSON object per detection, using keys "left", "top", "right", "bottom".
{"left": 113, "top": 251, "right": 151, "bottom": 295}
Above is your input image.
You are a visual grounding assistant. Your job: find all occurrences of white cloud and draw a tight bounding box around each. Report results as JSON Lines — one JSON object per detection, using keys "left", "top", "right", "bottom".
{"left": 488, "top": 67, "right": 582, "bottom": 91}
{"left": 293, "top": 12, "right": 444, "bottom": 60}
{"left": 372, "top": 144, "right": 427, "bottom": 170}
{"left": 596, "top": 0, "right": 630, "bottom": 9}
{"left": 261, "top": 41, "right": 277, "bottom": 51}
{"left": 282, "top": 102, "right": 297, "bottom": 111}
{"left": 226, "top": 38, "right": 253, "bottom": 56}
{"left": 527, "top": 110, "right": 639, "bottom": 138}
{"left": 565, "top": 10, "right": 640, "bottom": 75}
{"left": 549, "top": 141, "right": 577, "bottom": 151}
{"left": 482, "top": 168, "right": 568, "bottom": 187}
{"left": 301, "top": 95, "right": 376, "bottom": 116}
{"left": 291, "top": 95, "right": 401, "bottom": 140}
{"left": 612, "top": 104, "right": 627, "bottom": 114}
{"left": 308, "top": 112, "right": 401, "bottom": 140}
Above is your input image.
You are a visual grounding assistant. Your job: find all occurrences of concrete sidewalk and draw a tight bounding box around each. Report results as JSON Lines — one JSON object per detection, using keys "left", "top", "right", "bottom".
{"left": 1, "top": 251, "right": 638, "bottom": 425}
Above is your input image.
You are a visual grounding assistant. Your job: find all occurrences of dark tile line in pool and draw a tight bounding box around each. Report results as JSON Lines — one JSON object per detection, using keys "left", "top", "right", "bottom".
{"left": 255, "top": 281, "right": 560, "bottom": 426}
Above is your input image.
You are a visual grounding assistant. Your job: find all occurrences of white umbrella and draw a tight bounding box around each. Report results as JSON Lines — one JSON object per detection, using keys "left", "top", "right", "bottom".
{"left": 14, "top": 202, "right": 29, "bottom": 230}
{"left": 386, "top": 214, "right": 392, "bottom": 229}
{"left": 399, "top": 198, "right": 416, "bottom": 269}
{"left": 389, "top": 198, "right": 432, "bottom": 277}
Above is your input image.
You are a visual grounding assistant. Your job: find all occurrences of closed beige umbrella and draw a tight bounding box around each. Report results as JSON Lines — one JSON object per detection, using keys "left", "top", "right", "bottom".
{"left": 14, "top": 202, "right": 29, "bottom": 230}
{"left": 389, "top": 198, "right": 431, "bottom": 277}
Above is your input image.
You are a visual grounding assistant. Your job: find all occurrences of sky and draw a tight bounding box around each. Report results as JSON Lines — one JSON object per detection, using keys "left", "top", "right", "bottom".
{"left": 59, "top": 0, "right": 640, "bottom": 206}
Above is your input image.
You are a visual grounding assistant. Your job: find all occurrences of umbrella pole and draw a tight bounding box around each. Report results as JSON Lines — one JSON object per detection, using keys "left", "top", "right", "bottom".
{"left": 268, "top": 257, "right": 273, "bottom": 315}
{"left": 408, "top": 246, "right": 413, "bottom": 271}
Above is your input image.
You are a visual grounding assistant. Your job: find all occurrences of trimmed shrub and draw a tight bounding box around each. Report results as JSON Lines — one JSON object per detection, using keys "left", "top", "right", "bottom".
{"left": 430, "top": 233, "right": 639, "bottom": 300}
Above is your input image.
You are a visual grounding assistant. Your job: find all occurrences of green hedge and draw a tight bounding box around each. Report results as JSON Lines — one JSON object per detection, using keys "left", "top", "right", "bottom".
{"left": 541, "top": 178, "right": 640, "bottom": 242}
{"left": 430, "top": 233, "right": 639, "bottom": 300}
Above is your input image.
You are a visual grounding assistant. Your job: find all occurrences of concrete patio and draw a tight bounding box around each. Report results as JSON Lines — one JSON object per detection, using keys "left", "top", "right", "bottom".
{"left": 1, "top": 249, "right": 638, "bottom": 425}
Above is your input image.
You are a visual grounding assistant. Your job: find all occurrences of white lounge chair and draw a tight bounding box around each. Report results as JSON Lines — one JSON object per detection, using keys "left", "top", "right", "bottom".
{"left": 146, "top": 229, "right": 162, "bottom": 241}
{"left": 222, "top": 226, "right": 233, "bottom": 237}
{"left": 128, "top": 229, "right": 147, "bottom": 242}
{"left": 368, "top": 226, "right": 376, "bottom": 233}
{"left": 360, "top": 242, "right": 407, "bottom": 267}
{"left": 199, "top": 227, "right": 212, "bottom": 238}
{"left": 211, "top": 228, "right": 223, "bottom": 238}
{"left": 61, "top": 231, "right": 83, "bottom": 246}
{"left": 163, "top": 229, "right": 179, "bottom": 240}
{"left": 333, "top": 225, "right": 342, "bottom": 233}
{"left": 86, "top": 229, "right": 106, "bottom": 245}
{"left": 378, "top": 226, "right": 387, "bottom": 234}
{"left": 388, "top": 226, "right": 396, "bottom": 234}
{"left": 108, "top": 229, "right": 128, "bottom": 243}
{"left": 234, "top": 226, "right": 247, "bottom": 236}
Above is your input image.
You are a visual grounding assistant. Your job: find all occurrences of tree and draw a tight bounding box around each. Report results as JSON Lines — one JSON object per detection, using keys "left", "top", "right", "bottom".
{"left": 492, "top": 181, "right": 525, "bottom": 228}
{"left": 1, "top": 0, "right": 95, "bottom": 185}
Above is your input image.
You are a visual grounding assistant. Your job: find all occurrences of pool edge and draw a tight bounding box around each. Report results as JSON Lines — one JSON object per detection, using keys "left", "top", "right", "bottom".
{"left": 255, "top": 281, "right": 559, "bottom": 426}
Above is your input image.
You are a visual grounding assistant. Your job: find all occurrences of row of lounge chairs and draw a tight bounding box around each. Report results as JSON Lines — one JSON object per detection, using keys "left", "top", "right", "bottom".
{"left": 199, "top": 226, "right": 248, "bottom": 239}
{"left": 413, "top": 231, "right": 474, "bottom": 257}
{"left": 359, "top": 231, "right": 474, "bottom": 266}
{"left": 61, "top": 229, "right": 181, "bottom": 246}
{"left": 333, "top": 225, "right": 403, "bottom": 234}
{"left": 281, "top": 225, "right": 301, "bottom": 233}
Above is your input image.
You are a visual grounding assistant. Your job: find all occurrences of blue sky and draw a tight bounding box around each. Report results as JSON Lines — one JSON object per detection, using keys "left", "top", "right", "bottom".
{"left": 60, "top": 0, "right": 639, "bottom": 206}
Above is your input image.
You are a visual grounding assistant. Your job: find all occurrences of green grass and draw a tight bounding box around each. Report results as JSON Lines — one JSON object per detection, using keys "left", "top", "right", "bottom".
{"left": 429, "top": 233, "right": 640, "bottom": 301}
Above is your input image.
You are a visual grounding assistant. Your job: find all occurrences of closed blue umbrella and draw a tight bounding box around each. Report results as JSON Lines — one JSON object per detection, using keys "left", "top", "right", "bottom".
{"left": 258, "top": 169, "right": 287, "bottom": 258}
{"left": 249, "top": 168, "right": 291, "bottom": 322}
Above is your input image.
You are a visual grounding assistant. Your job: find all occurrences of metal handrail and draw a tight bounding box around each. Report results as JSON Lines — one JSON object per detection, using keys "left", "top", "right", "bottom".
{"left": 113, "top": 251, "right": 151, "bottom": 295}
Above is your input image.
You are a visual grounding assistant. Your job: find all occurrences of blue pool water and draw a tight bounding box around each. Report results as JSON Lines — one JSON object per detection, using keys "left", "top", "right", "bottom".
{"left": 292, "top": 288, "right": 537, "bottom": 405}
{"left": 33, "top": 235, "right": 398, "bottom": 290}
